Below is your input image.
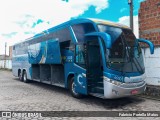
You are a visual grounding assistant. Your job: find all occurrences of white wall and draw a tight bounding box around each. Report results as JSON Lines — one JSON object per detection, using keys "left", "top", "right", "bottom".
{"left": 143, "top": 47, "right": 160, "bottom": 86}
{"left": 0, "top": 60, "right": 12, "bottom": 69}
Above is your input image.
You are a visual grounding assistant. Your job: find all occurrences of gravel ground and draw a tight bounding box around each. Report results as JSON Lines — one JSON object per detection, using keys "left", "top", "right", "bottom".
{"left": 0, "top": 70, "right": 160, "bottom": 120}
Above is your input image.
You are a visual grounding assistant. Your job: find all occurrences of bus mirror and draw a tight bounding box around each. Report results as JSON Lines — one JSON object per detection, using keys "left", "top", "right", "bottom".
{"left": 85, "top": 32, "right": 112, "bottom": 49}
{"left": 138, "top": 39, "right": 154, "bottom": 54}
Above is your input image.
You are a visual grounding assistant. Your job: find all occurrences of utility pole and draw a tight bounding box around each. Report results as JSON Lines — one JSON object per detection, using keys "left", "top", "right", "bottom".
{"left": 128, "top": 0, "right": 134, "bottom": 32}
{"left": 4, "top": 42, "right": 7, "bottom": 69}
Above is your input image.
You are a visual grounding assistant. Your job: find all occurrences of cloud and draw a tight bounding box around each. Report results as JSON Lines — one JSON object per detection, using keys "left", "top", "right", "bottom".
{"left": 118, "top": 15, "right": 139, "bottom": 38}
{"left": 1, "top": 32, "right": 18, "bottom": 38}
{"left": 0, "top": 0, "right": 109, "bottom": 55}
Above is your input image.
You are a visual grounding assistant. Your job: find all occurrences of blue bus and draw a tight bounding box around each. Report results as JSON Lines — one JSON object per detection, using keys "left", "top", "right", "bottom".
{"left": 12, "top": 18, "right": 154, "bottom": 99}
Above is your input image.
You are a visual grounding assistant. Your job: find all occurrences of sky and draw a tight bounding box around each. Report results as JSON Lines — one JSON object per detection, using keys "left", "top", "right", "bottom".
{"left": 0, "top": 0, "right": 145, "bottom": 55}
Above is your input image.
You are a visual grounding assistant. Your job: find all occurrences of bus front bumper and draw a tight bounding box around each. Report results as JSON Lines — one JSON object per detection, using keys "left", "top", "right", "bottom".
{"left": 103, "top": 80, "right": 146, "bottom": 99}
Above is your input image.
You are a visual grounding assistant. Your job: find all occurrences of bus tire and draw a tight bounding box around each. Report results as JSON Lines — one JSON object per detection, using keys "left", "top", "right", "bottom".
{"left": 69, "top": 77, "right": 83, "bottom": 98}
{"left": 18, "top": 70, "right": 22, "bottom": 81}
{"left": 22, "top": 71, "right": 29, "bottom": 83}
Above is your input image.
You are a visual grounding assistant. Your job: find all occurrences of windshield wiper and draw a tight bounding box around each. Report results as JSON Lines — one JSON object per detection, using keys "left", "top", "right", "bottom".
{"left": 133, "top": 57, "right": 144, "bottom": 74}
{"left": 120, "top": 34, "right": 131, "bottom": 76}
{"left": 120, "top": 33, "right": 144, "bottom": 74}
{"left": 128, "top": 44, "right": 144, "bottom": 74}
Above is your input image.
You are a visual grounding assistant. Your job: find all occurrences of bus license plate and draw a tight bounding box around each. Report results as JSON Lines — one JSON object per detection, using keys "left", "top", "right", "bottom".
{"left": 131, "top": 90, "right": 138, "bottom": 94}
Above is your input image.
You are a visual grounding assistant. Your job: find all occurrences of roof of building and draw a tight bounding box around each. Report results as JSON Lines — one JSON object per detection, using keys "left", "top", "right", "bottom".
{"left": 0, "top": 55, "right": 11, "bottom": 60}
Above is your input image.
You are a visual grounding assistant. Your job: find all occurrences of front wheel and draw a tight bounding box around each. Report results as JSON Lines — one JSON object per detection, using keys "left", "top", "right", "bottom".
{"left": 69, "top": 77, "right": 83, "bottom": 98}
{"left": 22, "top": 71, "right": 29, "bottom": 83}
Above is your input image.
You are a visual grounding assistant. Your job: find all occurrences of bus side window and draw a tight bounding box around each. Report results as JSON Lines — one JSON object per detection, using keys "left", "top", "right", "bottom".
{"left": 72, "top": 23, "right": 95, "bottom": 42}
{"left": 60, "top": 40, "right": 74, "bottom": 51}
{"left": 75, "top": 44, "right": 86, "bottom": 68}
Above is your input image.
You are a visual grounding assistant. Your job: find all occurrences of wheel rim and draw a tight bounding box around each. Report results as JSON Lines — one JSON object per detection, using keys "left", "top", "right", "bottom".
{"left": 72, "top": 81, "right": 78, "bottom": 95}
{"left": 19, "top": 72, "right": 22, "bottom": 80}
{"left": 23, "top": 73, "right": 26, "bottom": 81}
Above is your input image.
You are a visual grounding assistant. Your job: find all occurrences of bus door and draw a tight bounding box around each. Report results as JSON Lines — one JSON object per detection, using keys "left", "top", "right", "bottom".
{"left": 74, "top": 44, "right": 87, "bottom": 95}
{"left": 86, "top": 38, "right": 103, "bottom": 94}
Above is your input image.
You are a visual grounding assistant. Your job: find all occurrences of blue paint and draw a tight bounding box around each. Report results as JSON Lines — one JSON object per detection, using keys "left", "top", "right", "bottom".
{"left": 12, "top": 18, "right": 152, "bottom": 97}
{"left": 28, "top": 39, "right": 61, "bottom": 64}
{"left": 103, "top": 72, "right": 124, "bottom": 82}
{"left": 69, "top": 26, "right": 78, "bottom": 44}
{"left": 85, "top": 32, "right": 112, "bottom": 49}
{"left": 29, "top": 67, "right": 32, "bottom": 77}
{"left": 24, "top": 19, "right": 96, "bottom": 42}
{"left": 138, "top": 38, "right": 154, "bottom": 54}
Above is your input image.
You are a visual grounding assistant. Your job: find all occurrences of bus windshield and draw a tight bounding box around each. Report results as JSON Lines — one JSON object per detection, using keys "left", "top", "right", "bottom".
{"left": 98, "top": 24, "right": 145, "bottom": 74}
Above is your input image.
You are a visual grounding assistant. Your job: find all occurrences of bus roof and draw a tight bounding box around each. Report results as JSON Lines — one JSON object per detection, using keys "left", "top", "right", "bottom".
{"left": 89, "top": 18, "right": 130, "bottom": 29}
{"left": 13, "top": 18, "right": 130, "bottom": 46}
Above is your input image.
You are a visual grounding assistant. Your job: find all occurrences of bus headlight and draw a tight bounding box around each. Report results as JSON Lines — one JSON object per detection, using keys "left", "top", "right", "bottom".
{"left": 110, "top": 80, "right": 122, "bottom": 86}
{"left": 103, "top": 76, "right": 122, "bottom": 86}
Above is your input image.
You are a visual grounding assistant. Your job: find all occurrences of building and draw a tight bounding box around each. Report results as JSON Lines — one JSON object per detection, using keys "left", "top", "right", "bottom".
{"left": 139, "top": 0, "right": 160, "bottom": 86}
{"left": 0, "top": 55, "right": 12, "bottom": 69}
{"left": 0, "top": 55, "right": 10, "bottom": 60}
{"left": 0, "top": 46, "right": 13, "bottom": 70}
{"left": 9, "top": 46, "right": 13, "bottom": 59}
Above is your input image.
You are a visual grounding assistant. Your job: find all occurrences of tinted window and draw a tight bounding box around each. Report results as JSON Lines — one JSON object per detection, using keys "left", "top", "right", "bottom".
{"left": 75, "top": 44, "right": 86, "bottom": 68}
{"left": 14, "top": 28, "right": 73, "bottom": 56}
{"left": 29, "top": 28, "right": 72, "bottom": 45}
{"left": 13, "top": 42, "right": 29, "bottom": 56}
{"left": 98, "top": 24, "right": 145, "bottom": 73}
{"left": 72, "top": 23, "right": 95, "bottom": 43}
{"left": 60, "top": 40, "right": 74, "bottom": 51}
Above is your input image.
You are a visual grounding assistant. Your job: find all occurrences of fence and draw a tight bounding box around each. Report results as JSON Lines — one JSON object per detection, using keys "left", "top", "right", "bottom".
{"left": 0, "top": 60, "right": 12, "bottom": 70}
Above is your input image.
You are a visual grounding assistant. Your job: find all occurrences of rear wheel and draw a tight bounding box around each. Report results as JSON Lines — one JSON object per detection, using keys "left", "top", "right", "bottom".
{"left": 22, "top": 71, "right": 29, "bottom": 83}
{"left": 69, "top": 77, "right": 82, "bottom": 98}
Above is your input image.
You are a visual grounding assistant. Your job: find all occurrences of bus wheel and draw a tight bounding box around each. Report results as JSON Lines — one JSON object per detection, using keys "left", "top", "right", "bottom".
{"left": 22, "top": 71, "right": 29, "bottom": 83}
{"left": 70, "top": 77, "right": 82, "bottom": 98}
{"left": 18, "top": 70, "right": 22, "bottom": 81}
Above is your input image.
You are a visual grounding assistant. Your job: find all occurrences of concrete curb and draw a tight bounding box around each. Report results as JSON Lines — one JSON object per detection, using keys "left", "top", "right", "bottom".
{"left": 0, "top": 68, "right": 12, "bottom": 71}
{"left": 139, "top": 85, "right": 160, "bottom": 100}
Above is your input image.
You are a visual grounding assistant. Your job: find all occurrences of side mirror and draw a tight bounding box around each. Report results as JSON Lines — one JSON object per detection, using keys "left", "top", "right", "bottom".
{"left": 138, "top": 38, "right": 154, "bottom": 54}
{"left": 85, "top": 32, "right": 112, "bottom": 49}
